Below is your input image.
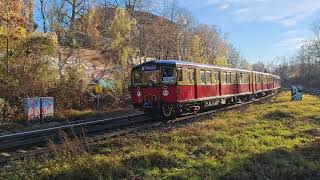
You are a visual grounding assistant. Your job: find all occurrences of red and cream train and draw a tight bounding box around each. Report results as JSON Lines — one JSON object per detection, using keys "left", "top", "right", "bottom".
{"left": 131, "top": 60, "right": 281, "bottom": 120}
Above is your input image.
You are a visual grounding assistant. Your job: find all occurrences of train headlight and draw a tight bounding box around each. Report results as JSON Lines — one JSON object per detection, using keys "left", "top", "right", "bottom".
{"left": 162, "top": 86, "right": 169, "bottom": 96}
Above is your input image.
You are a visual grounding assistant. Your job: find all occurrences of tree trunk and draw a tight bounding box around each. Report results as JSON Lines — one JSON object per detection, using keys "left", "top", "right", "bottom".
{"left": 40, "top": 0, "right": 47, "bottom": 32}
{"left": 25, "top": 0, "right": 34, "bottom": 32}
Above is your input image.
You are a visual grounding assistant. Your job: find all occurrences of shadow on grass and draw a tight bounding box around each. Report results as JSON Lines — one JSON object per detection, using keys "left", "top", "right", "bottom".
{"left": 222, "top": 143, "right": 320, "bottom": 180}
{"left": 264, "top": 110, "right": 294, "bottom": 121}
{"left": 308, "top": 115, "right": 320, "bottom": 125}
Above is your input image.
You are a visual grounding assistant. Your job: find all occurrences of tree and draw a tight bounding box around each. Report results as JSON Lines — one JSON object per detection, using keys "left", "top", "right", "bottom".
{"left": 24, "top": 0, "right": 34, "bottom": 32}
{"left": 213, "top": 56, "right": 228, "bottom": 67}
{"left": 0, "top": 0, "right": 27, "bottom": 76}
{"left": 46, "top": 0, "right": 88, "bottom": 41}
{"left": 239, "top": 58, "right": 251, "bottom": 70}
{"left": 252, "top": 61, "right": 266, "bottom": 72}
{"left": 175, "top": 7, "right": 195, "bottom": 60}
{"left": 104, "top": 8, "right": 136, "bottom": 92}
{"left": 9, "top": 32, "right": 58, "bottom": 97}
{"left": 74, "top": 8, "right": 100, "bottom": 47}
{"left": 39, "top": 0, "right": 47, "bottom": 32}
{"left": 56, "top": 62, "right": 89, "bottom": 109}
{"left": 227, "top": 44, "right": 241, "bottom": 68}
{"left": 189, "top": 35, "right": 206, "bottom": 64}
{"left": 63, "top": 0, "right": 88, "bottom": 31}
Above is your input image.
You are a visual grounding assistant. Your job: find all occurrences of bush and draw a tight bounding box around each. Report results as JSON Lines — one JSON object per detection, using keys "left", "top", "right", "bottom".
{"left": 0, "top": 98, "right": 17, "bottom": 123}
{"left": 54, "top": 63, "right": 93, "bottom": 110}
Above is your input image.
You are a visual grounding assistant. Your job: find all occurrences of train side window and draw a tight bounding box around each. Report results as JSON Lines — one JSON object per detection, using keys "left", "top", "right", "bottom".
{"left": 232, "top": 72, "right": 237, "bottom": 84}
{"left": 207, "top": 71, "right": 212, "bottom": 84}
{"left": 242, "top": 73, "right": 249, "bottom": 84}
{"left": 187, "top": 68, "right": 195, "bottom": 84}
{"left": 215, "top": 72, "right": 219, "bottom": 83}
{"left": 177, "top": 67, "right": 183, "bottom": 81}
{"left": 239, "top": 73, "right": 243, "bottom": 84}
{"left": 228, "top": 72, "right": 232, "bottom": 84}
{"left": 224, "top": 72, "right": 227, "bottom": 84}
{"left": 200, "top": 70, "right": 206, "bottom": 85}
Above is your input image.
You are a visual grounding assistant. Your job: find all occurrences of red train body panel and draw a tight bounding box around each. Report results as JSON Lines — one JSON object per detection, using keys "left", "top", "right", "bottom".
{"left": 177, "top": 85, "right": 197, "bottom": 101}
{"left": 131, "top": 60, "right": 281, "bottom": 117}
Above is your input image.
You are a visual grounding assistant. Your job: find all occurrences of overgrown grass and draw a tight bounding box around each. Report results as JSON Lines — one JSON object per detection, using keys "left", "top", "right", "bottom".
{"left": 1, "top": 92, "right": 319, "bottom": 179}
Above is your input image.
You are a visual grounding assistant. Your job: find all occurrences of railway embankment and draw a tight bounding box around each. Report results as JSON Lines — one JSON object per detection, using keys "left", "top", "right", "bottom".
{"left": 1, "top": 91, "right": 319, "bottom": 179}
{"left": 0, "top": 108, "right": 138, "bottom": 135}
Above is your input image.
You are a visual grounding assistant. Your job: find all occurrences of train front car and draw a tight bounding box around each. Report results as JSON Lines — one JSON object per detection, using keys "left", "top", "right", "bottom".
{"left": 131, "top": 61, "right": 178, "bottom": 120}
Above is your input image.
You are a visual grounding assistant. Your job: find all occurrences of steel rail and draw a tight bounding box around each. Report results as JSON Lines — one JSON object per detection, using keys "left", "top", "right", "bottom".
{"left": 303, "top": 88, "right": 320, "bottom": 96}
{"left": 0, "top": 113, "right": 144, "bottom": 140}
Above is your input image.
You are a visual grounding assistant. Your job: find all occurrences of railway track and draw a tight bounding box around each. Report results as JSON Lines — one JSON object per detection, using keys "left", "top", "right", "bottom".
{"left": 303, "top": 88, "right": 320, "bottom": 96}
{"left": 0, "top": 92, "right": 277, "bottom": 165}
{"left": 0, "top": 113, "right": 146, "bottom": 164}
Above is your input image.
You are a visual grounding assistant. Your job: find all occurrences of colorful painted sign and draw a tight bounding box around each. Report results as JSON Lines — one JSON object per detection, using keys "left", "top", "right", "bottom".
{"left": 24, "top": 98, "right": 41, "bottom": 121}
{"left": 41, "top": 97, "right": 54, "bottom": 118}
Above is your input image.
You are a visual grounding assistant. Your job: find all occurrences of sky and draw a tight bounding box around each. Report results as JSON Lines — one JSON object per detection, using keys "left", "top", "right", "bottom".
{"left": 178, "top": 0, "right": 320, "bottom": 63}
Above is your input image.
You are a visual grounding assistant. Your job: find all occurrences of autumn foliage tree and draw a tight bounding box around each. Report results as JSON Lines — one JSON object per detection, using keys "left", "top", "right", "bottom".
{"left": 188, "top": 35, "right": 206, "bottom": 64}
{"left": 0, "top": 0, "right": 254, "bottom": 118}
{"left": 104, "top": 8, "right": 136, "bottom": 94}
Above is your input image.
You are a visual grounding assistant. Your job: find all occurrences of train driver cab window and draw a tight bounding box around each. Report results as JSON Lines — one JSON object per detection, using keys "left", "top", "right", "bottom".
{"left": 187, "top": 68, "right": 195, "bottom": 84}
{"left": 162, "top": 66, "right": 175, "bottom": 84}
{"left": 177, "top": 67, "right": 183, "bottom": 81}
{"left": 133, "top": 70, "right": 142, "bottom": 84}
{"left": 207, "top": 71, "right": 212, "bottom": 84}
{"left": 200, "top": 70, "right": 206, "bottom": 85}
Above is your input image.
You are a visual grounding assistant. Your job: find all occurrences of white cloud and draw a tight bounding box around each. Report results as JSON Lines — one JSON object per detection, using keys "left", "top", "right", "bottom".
{"left": 274, "top": 29, "right": 311, "bottom": 50}
{"left": 274, "top": 37, "right": 306, "bottom": 49}
{"left": 281, "top": 29, "right": 311, "bottom": 38}
{"left": 203, "top": 0, "right": 320, "bottom": 27}
{"left": 218, "top": 3, "right": 230, "bottom": 11}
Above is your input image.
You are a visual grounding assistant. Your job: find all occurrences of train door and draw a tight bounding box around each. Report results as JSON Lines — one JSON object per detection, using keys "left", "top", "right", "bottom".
{"left": 272, "top": 76, "right": 274, "bottom": 89}
{"left": 219, "top": 71, "right": 222, "bottom": 96}
{"left": 236, "top": 72, "right": 240, "bottom": 94}
{"left": 187, "top": 68, "right": 196, "bottom": 100}
{"left": 253, "top": 73, "right": 257, "bottom": 92}
{"left": 248, "top": 72, "right": 251, "bottom": 92}
{"left": 214, "top": 71, "right": 220, "bottom": 96}
{"left": 262, "top": 75, "right": 265, "bottom": 90}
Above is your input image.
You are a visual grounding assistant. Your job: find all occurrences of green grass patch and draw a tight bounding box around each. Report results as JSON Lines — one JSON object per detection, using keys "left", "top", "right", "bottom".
{"left": 1, "top": 92, "right": 320, "bottom": 179}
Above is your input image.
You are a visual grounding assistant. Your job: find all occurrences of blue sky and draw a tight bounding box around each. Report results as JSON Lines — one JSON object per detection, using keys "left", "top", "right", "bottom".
{"left": 178, "top": 0, "right": 320, "bottom": 63}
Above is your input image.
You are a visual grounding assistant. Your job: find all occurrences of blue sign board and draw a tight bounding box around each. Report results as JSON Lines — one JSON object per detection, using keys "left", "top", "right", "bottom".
{"left": 291, "top": 86, "right": 302, "bottom": 101}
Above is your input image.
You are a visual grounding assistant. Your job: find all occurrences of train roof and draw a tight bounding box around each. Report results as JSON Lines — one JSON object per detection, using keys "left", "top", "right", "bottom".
{"left": 133, "top": 60, "right": 280, "bottom": 78}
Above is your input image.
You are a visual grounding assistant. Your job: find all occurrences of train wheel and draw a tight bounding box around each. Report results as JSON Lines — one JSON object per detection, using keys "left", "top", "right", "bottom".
{"left": 162, "top": 105, "right": 174, "bottom": 123}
